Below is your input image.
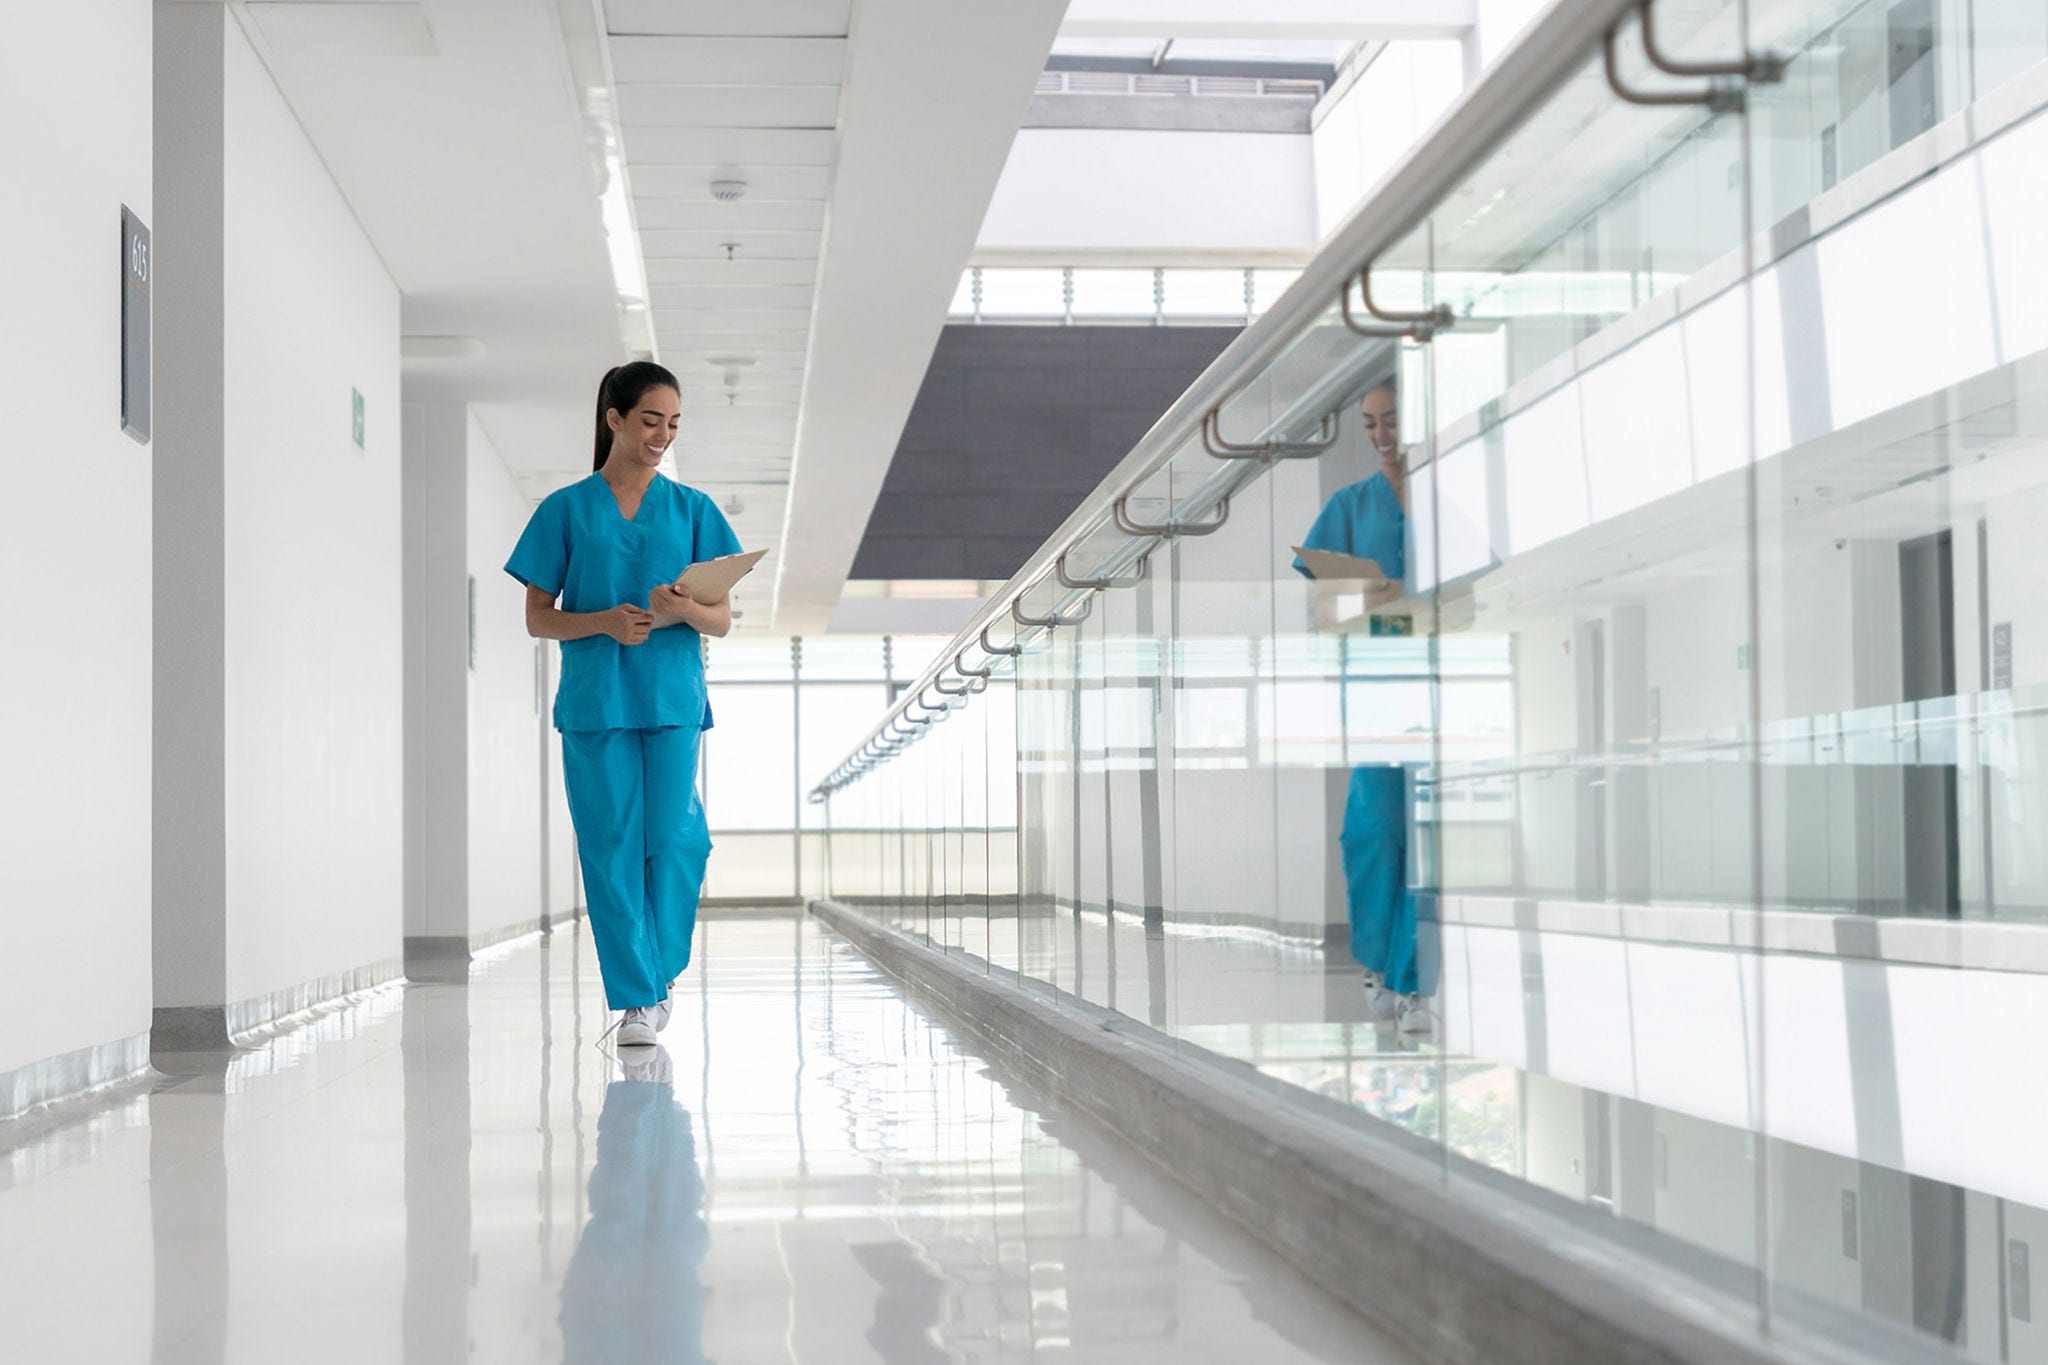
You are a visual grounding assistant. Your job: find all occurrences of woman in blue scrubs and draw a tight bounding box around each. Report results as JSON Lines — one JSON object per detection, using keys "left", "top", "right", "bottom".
{"left": 507, "top": 361, "right": 743, "bottom": 1048}
{"left": 1295, "top": 384, "right": 1435, "bottom": 1037}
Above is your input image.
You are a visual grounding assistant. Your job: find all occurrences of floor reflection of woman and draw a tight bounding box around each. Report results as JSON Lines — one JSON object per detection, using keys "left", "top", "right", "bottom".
{"left": 559, "top": 1049, "right": 708, "bottom": 1363}
{"left": 1295, "top": 384, "right": 1436, "bottom": 1037}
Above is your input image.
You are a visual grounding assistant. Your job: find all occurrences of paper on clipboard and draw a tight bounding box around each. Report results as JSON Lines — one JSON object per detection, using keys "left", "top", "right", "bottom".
{"left": 1292, "top": 546, "right": 1391, "bottom": 587}
{"left": 674, "top": 548, "right": 769, "bottom": 603}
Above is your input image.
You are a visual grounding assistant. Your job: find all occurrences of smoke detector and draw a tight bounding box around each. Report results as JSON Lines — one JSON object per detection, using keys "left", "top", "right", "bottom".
{"left": 706, "top": 355, "right": 754, "bottom": 406}
{"left": 710, "top": 176, "right": 748, "bottom": 202}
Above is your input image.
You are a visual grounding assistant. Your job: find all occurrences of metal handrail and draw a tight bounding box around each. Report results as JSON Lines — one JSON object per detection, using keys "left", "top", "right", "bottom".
{"left": 1341, "top": 262, "right": 1456, "bottom": 340}
{"left": 979, "top": 624, "right": 1022, "bottom": 657}
{"left": 1200, "top": 406, "right": 1339, "bottom": 462}
{"left": 955, "top": 653, "right": 994, "bottom": 682}
{"left": 1057, "top": 546, "right": 1149, "bottom": 591}
{"left": 1602, "top": 0, "right": 1782, "bottom": 112}
{"left": 810, "top": 0, "right": 1643, "bottom": 799}
{"left": 1113, "top": 491, "right": 1229, "bottom": 538}
{"left": 1013, "top": 592, "right": 1093, "bottom": 629}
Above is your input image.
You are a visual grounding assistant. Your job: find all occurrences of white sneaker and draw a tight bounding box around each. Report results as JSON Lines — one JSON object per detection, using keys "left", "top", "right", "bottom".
{"left": 1396, "top": 993, "right": 1437, "bottom": 1038}
{"left": 1361, "top": 969, "right": 1398, "bottom": 1023}
{"left": 654, "top": 980, "right": 676, "bottom": 1033}
{"left": 616, "top": 1006, "right": 658, "bottom": 1047}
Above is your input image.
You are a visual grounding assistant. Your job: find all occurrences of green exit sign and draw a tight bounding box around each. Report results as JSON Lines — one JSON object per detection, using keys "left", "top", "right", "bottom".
{"left": 351, "top": 387, "right": 365, "bottom": 449}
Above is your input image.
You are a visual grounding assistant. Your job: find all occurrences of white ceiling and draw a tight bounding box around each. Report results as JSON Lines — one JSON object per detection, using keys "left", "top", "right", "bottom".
{"left": 230, "top": 0, "right": 1083, "bottom": 635}
{"left": 598, "top": 1, "right": 855, "bottom": 560}
{"left": 768, "top": 0, "right": 1072, "bottom": 633}
{"left": 231, "top": 0, "right": 626, "bottom": 487}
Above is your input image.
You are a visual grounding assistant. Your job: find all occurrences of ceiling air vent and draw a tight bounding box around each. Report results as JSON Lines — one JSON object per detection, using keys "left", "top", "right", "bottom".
{"left": 1132, "top": 74, "right": 1195, "bottom": 96}
{"left": 1068, "top": 71, "right": 1130, "bottom": 95}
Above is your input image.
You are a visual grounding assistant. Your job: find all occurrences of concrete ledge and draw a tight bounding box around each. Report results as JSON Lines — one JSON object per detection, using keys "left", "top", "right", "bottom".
{"left": 0, "top": 1030, "right": 151, "bottom": 1123}
{"left": 812, "top": 897, "right": 1934, "bottom": 1365}
{"left": 152, "top": 953, "right": 405, "bottom": 1051}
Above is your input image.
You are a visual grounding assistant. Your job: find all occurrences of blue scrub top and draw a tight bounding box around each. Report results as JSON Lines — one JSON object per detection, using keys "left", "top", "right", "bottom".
{"left": 1292, "top": 471, "right": 1405, "bottom": 582}
{"left": 506, "top": 472, "right": 743, "bottom": 733}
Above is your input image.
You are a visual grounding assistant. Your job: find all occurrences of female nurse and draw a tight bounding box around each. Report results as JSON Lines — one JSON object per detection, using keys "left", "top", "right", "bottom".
{"left": 506, "top": 361, "right": 744, "bottom": 1048}
{"left": 1294, "top": 383, "right": 1436, "bottom": 1037}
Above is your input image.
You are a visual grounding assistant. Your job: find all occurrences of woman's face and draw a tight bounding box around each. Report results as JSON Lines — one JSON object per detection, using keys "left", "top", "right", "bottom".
{"left": 1362, "top": 388, "right": 1399, "bottom": 460}
{"left": 608, "top": 385, "right": 681, "bottom": 469}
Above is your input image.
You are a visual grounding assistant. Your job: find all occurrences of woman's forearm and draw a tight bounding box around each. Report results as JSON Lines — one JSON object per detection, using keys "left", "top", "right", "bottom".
{"left": 527, "top": 604, "right": 614, "bottom": 642}
{"left": 659, "top": 597, "right": 732, "bottom": 638}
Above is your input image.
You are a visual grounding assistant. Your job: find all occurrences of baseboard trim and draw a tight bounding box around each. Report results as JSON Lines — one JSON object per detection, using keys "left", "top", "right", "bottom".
{"left": 153, "top": 954, "right": 406, "bottom": 1052}
{"left": 0, "top": 1031, "right": 152, "bottom": 1124}
{"left": 809, "top": 897, "right": 1928, "bottom": 1365}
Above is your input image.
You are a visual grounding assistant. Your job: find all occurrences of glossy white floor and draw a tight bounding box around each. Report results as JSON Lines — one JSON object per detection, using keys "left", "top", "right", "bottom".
{"left": 0, "top": 911, "right": 1412, "bottom": 1364}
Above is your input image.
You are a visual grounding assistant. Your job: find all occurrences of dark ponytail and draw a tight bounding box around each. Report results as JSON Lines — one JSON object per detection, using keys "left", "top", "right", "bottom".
{"left": 593, "top": 359, "right": 682, "bottom": 471}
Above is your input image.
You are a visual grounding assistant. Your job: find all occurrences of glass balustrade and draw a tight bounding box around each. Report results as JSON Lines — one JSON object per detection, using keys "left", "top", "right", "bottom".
{"left": 813, "top": 2, "right": 2048, "bottom": 1355}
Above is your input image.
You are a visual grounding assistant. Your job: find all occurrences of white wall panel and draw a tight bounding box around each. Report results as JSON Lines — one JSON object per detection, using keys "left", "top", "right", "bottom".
{"left": 979, "top": 129, "right": 1318, "bottom": 255}
{"left": 0, "top": 0, "right": 155, "bottom": 1075}
{"left": 220, "top": 17, "right": 403, "bottom": 1002}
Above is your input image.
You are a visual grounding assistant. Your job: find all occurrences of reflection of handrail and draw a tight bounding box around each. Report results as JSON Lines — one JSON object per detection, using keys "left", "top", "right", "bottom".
{"left": 1200, "top": 407, "right": 1339, "bottom": 462}
{"left": 1114, "top": 491, "right": 1230, "bottom": 538}
{"left": 812, "top": 0, "right": 1644, "bottom": 799}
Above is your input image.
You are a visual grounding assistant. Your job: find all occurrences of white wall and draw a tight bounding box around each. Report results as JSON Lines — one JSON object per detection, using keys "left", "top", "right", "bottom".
{"left": 402, "top": 402, "right": 469, "bottom": 940}
{"left": 466, "top": 415, "right": 546, "bottom": 939}
{"left": 977, "top": 129, "right": 1318, "bottom": 257}
{"left": 544, "top": 647, "right": 579, "bottom": 918}
{"left": 405, "top": 402, "right": 559, "bottom": 944}
{"left": 0, "top": 0, "right": 156, "bottom": 1077}
{"left": 1310, "top": 42, "right": 1466, "bottom": 239}
{"left": 219, "top": 14, "right": 403, "bottom": 1002}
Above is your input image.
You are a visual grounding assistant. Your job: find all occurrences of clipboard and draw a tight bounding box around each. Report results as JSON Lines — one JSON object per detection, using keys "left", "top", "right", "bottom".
{"left": 674, "top": 548, "right": 768, "bottom": 603}
{"left": 1292, "top": 546, "right": 1391, "bottom": 587}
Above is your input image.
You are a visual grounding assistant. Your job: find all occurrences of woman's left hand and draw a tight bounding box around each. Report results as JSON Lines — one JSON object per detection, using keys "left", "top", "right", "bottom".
{"left": 649, "top": 583, "right": 699, "bottom": 626}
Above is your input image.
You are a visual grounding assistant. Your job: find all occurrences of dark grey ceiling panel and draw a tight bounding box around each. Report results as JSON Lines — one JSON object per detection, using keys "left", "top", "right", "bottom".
{"left": 851, "top": 324, "right": 1239, "bottom": 581}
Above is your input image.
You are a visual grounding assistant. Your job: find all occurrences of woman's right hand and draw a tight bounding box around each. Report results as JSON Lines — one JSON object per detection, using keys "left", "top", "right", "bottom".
{"left": 600, "top": 603, "right": 654, "bottom": 645}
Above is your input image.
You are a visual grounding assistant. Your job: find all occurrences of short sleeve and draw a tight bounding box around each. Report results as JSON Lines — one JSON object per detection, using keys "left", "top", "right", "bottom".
{"left": 691, "top": 495, "right": 744, "bottom": 563}
{"left": 506, "top": 494, "right": 570, "bottom": 596}
{"left": 1292, "top": 486, "right": 1356, "bottom": 578}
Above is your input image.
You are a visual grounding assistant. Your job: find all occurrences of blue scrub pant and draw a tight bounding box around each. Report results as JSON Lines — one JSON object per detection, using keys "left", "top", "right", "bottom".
{"left": 562, "top": 726, "right": 711, "bottom": 1010}
{"left": 1339, "top": 765, "right": 1434, "bottom": 997}
{"left": 558, "top": 1079, "right": 707, "bottom": 1362}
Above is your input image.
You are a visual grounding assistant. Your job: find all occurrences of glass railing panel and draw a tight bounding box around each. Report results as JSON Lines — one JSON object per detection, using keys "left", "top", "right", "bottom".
{"left": 1414, "top": 3, "right": 1779, "bottom": 1324}
{"left": 932, "top": 688, "right": 961, "bottom": 956}
{"left": 807, "top": 3, "right": 2048, "bottom": 1353}
{"left": 1013, "top": 577, "right": 1075, "bottom": 997}
{"left": 1752, "top": 5, "right": 2048, "bottom": 1342}
{"left": 980, "top": 668, "right": 1021, "bottom": 977}
{"left": 1155, "top": 437, "right": 1277, "bottom": 1055}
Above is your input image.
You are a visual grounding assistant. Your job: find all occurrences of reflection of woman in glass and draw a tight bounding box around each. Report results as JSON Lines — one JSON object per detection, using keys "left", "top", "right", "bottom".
{"left": 559, "top": 1050, "right": 708, "bottom": 1362}
{"left": 1295, "top": 384, "right": 1435, "bottom": 1035}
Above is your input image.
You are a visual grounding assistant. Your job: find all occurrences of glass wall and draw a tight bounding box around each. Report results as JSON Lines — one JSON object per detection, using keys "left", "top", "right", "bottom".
{"left": 700, "top": 635, "right": 964, "bottom": 901}
{"left": 821, "top": 2, "right": 2048, "bottom": 1357}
